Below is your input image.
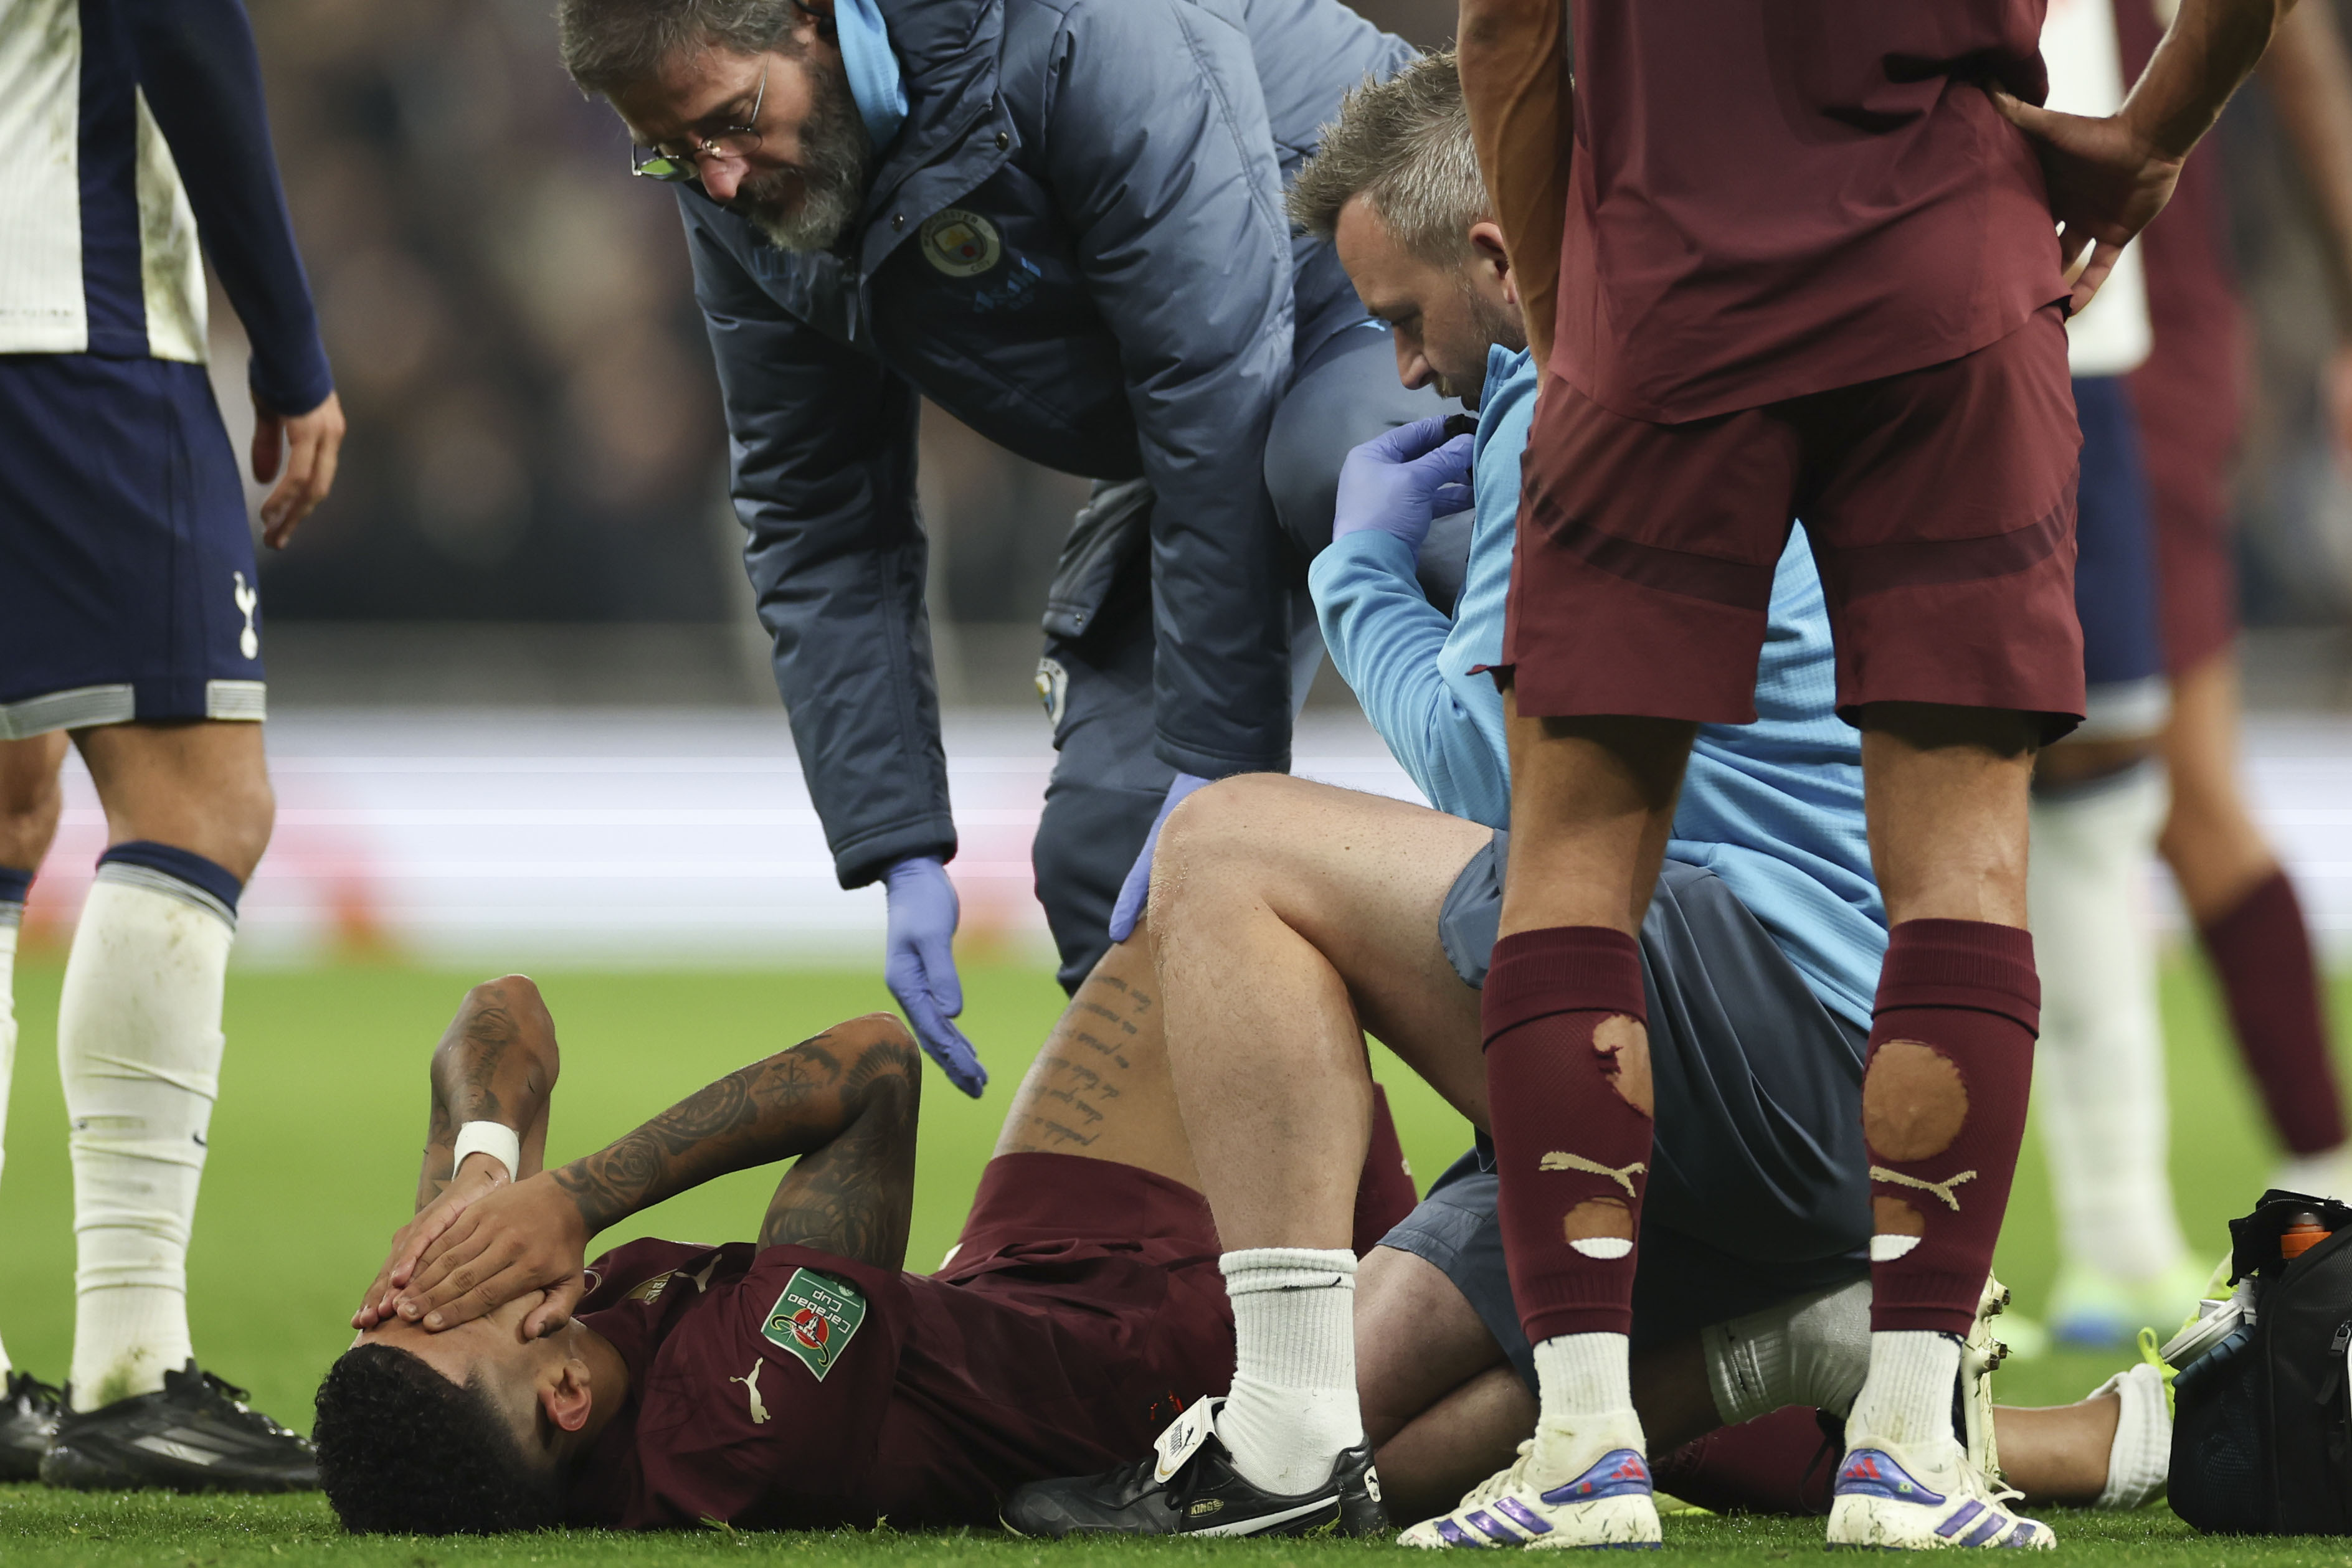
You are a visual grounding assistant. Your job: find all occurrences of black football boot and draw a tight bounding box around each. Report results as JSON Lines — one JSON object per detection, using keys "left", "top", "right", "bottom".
{"left": 40, "top": 1361, "right": 316, "bottom": 1493}
{"left": 0, "top": 1372, "right": 64, "bottom": 1481}
{"left": 1002, "top": 1398, "right": 1387, "bottom": 1539}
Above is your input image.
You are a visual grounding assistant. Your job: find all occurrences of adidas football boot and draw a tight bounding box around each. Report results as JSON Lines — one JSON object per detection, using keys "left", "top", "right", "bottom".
{"left": 1001, "top": 1397, "right": 1386, "bottom": 1538}
{"left": 1826, "top": 1439, "right": 2052, "bottom": 1549}
{"left": 0, "top": 1372, "right": 64, "bottom": 1481}
{"left": 41, "top": 1361, "right": 316, "bottom": 1493}
{"left": 1398, "top": 1414, "right": 1661, "bottom": 1549}
{"left": 1958, "top": 1275, "right": 2011, "bottom": 1486}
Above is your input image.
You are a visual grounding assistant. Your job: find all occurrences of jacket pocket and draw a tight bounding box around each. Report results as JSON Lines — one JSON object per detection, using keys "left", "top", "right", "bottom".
{"left": 1041, "top": 478, "right": 1153, "bottom": 643}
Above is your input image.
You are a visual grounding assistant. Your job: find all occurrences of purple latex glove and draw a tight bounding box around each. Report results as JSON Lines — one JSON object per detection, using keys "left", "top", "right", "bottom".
{"left": 1332, "top": 414, "right": 1474, "bottom": 553}
{"left": 882, "top": 856, "right": 987, "bottom": 1097}
{"left": 1107, "top": 772, "right": 1211, "bottom": 944}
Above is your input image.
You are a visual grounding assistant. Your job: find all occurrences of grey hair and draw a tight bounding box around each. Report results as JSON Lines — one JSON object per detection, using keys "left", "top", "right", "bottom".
{"left": 1287, "top": 50, "right": 1487, "bottom": 263}
{"left": 557, "top": 0, "right": 811, "bottom": 95}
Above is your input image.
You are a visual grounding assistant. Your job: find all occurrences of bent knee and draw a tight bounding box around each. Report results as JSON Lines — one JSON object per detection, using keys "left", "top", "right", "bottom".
{"left": 466, "top": 973, "right": 549, "bottom": 1023}
{"left": 1155, "top": 773, "right": 1302, "bottom": 881}
{"left": 843, "top": 1011, "right": 922, "bottom": 1069}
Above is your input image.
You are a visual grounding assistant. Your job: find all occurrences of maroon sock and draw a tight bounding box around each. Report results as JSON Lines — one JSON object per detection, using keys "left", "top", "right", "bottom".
{"left": 1866, "top": 920, "right": 2038, "bottom": 1336}
{"left": 1651, "top": 1406, "right": 1842, "bottom": 1517}
{"left": 1482, "top": 926, "right": 1654, "bottom": 1343}
{"left": 2201, "top": 869, "right": 2346, "bottom": 1156}
{"left": 1352, "top": 1084, "right": 1420, "bottom": 1255}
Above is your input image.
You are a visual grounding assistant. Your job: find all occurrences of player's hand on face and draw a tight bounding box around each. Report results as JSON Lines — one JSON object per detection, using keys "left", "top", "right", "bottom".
{"left": 1988, "top": 90, "right": 2184, "bottom": 315}
{"left": 353, "top": 1153, "right": 510, "bottom": 1331}
{"left": 250, "top": 388, "right": 346, "bottom": 550}
{"left": 396, "top": 1171, "right": 590, "bottom": 1338}
{"left": 882, "top": 856, "right": 988, "bottom": 1097}
{"left": 1332, "top": 414, "right": 1475, "bottom": 554}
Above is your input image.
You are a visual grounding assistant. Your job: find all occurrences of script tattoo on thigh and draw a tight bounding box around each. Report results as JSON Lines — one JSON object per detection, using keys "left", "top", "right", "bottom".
{"left": 1001, "top": 973, "right": 1150, "bottom": 1153}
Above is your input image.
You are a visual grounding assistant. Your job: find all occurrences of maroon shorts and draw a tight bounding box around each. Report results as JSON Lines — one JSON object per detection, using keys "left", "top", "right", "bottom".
{"left": 1508, "top": 305, "right": 2085, "bottom": 735}
{"left": 939, "top": 1151, "right": 1233, "bottom": 1426}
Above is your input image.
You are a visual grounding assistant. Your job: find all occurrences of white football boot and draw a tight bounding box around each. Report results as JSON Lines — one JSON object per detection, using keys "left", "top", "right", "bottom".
{"left": 1398, "top": 1415, "right": 1661, "bottom": 1550}
{"left": 1827, "top": 1278, "right": 2054, "bottom": 1550}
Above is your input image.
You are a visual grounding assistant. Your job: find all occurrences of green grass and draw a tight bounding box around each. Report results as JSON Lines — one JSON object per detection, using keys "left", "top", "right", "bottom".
{"left": 0, "top": 952, "right": 2347, "bottom": 1560}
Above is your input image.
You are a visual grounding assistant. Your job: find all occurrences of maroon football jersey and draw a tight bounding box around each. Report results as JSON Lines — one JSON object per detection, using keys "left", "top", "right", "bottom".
{"left": 564, "top": 1207, "right": 1231, "bottom": 1529}
{"left": 1555, "top": 0, "right": 2070, "bottom": 423}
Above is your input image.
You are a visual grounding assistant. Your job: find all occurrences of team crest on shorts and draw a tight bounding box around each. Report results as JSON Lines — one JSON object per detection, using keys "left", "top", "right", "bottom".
{"left": 761, "top": 1268, "right": 867, "bottom": 1382}
{"left": 919, "top": 209, "right": 1001, "bottom": 277}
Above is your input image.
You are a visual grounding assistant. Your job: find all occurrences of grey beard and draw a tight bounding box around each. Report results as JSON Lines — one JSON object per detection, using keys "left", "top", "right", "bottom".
{"left": 736, "top": 60, "right": 871, "bottom": 252}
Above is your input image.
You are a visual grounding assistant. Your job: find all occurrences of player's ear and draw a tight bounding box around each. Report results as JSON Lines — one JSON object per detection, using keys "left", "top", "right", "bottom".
{"left": 542, "top": 1358, "right": 594, "bottom": 1434}
{"left": 1468, "top": 222, "right": 1515, "bottom": 305}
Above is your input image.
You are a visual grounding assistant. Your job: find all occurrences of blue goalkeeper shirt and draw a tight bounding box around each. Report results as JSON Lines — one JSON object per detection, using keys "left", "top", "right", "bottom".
{"left": 1309, "top": 345, "right": 1887, "bottom": 1028}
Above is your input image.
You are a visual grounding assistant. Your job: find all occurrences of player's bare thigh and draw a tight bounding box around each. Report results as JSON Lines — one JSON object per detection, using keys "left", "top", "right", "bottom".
{"left": 74, "top": 720, "right": 275, "bottom": 882}
{"left": 1155, "top": 773, "right": 1492, "bottom": 1125}
{"left": 0, "top": 731, "right": 70, "bottom": 870}
{"left": 993, "top": 932, "right": 1203, "bottom": 1190}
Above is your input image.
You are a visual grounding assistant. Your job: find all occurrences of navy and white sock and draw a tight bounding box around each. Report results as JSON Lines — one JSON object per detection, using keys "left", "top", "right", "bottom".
{"left": 62, "top": 842, "right": 242, "bottom": 1407}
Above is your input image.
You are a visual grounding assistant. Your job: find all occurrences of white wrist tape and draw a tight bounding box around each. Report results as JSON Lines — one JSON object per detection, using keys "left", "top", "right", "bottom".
{"left": 451, "top": 1120, "right": 521, "bottom": 1184}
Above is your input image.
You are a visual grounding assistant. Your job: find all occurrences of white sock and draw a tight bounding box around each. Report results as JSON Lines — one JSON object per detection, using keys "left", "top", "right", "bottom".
{"left": 2090, "top": 1361, "right": 2169, "bottom": 1509}
{"left": 1217, "top": 1247, "right": 1360, "bottom": 1495}
{"left": 1533, "top": 1331, "right": 1635, "bottom": 1429}
{"left": 1704, "top": 1278, "right": 1872, "bottom": 1426}
{"left": 2028, "top": 764, "right": 2190, "bottom": 1283}
{"left": 60, "top": 866, "right": 234, "bottom": 1409}
{"left": 0, "top": 905, "right": 18, "bottom": 1378}
{"left": 1847, "top": 1331, "right": 1963, "bottom": 1453}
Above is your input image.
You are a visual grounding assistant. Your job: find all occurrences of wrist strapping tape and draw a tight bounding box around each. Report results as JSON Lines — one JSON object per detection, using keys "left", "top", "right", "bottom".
{"left": 452, "top": 1120, "right": 521, "bottom": 1184}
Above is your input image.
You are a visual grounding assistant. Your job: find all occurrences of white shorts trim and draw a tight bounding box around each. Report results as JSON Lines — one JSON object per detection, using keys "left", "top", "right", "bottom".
{"left": 205, "top": 680, "right": 266, "bottom": 722}
{"left": 0, "top": 684, "right": 135, "bottom": 739}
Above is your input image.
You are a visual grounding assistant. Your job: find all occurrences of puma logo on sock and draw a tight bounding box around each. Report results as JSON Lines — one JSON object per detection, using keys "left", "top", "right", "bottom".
{"left": 1539, "top": 1151, "right": 1648, "bottom": 1196}
{"left": 1869, "top": 1166, "right": 1979, "bottom": 1211}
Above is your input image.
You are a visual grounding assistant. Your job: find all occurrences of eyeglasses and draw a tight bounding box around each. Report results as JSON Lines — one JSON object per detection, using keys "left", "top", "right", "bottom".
{"left": 630, "top": 61, "right": 768, "bottom": 182}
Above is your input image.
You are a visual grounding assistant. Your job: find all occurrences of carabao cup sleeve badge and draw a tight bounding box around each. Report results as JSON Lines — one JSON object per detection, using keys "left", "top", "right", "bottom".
{"left": 761, "top": 1268, "right": 868, "bottom": 1382}
{"left": 920, "top": 208, "right": 1002, "bottom": 277}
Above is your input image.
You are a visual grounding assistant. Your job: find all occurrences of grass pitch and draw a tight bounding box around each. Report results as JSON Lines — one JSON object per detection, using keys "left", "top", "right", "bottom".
{"left": 0, "top": 952, "right": 2345, "bottom": 1560}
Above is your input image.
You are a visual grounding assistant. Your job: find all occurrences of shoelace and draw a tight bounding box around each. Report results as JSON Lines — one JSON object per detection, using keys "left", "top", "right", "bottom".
{"left": 5, "top": 1373, "right": 64, "bottom": 1415}
{"left": 1452, "top": 1440, "right": 1540, "bottom": 1514}
{"left": 189, "top": 1371, "right": 300, "bottom": 1440}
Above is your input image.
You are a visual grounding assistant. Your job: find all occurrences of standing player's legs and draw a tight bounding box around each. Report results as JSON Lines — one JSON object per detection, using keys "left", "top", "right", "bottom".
{"left": 2167, "top": 655, "right": 2351, "bottom": 1189}
{"left": 0, "top": 352, "right": 309, "bottom": 1485}
{"left": 2133, "top": 312, "right": 2351, "bottom": 1189}
{"left": 1803, "top": 308, "right": 2082, "bottom": 1549}
{"left": 1433, "top": 374, "right": 1793, "bottom": 1547}
{"left": 56, "top": 719, "right": 274, "bottom": 1407}
{"left": 0, "top": 732, "right": 71, "bottom": 1464}
{"left": 2160, "top": 651, "right": 2351, "bottom": 1191}
{"left": 2027, "top": 376, "right": 2196, "bottom": 1348}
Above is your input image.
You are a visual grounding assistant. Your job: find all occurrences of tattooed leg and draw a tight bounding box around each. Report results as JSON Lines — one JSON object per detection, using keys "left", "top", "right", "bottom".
{"left": 993, "top": 933, "right": 1202, "bottom": 1189}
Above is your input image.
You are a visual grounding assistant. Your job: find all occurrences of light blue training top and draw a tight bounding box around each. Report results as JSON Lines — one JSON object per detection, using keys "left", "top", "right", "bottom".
{"left": 1308, "top": 345, "right": 1888, "bottom": 1028}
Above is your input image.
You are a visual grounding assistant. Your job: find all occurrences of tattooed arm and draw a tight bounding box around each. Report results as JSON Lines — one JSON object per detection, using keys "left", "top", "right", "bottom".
{"left": 392, "top": 1013, "right": 922, "bottom": 1336}
{"left": 417, "top": 975, "right": 561, "bottom": 1209}
{"left": 356, "top": 975, "right": 561, "bottom": 1329}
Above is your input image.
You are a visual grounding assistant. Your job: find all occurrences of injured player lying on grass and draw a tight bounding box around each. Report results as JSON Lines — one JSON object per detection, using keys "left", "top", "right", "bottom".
{"left": 311, "top": 957, "right": 2160, "bottom": 1536}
